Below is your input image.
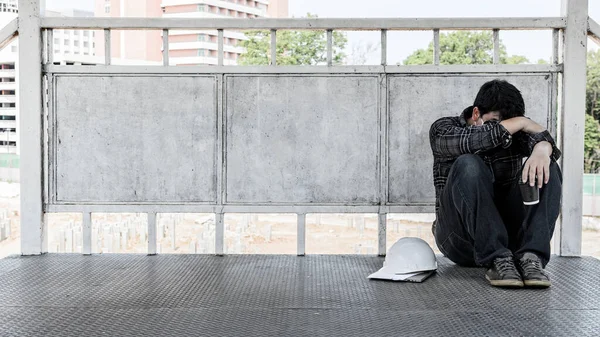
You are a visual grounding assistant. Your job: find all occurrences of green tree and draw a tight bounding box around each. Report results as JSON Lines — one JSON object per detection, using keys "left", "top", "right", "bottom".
{"left": 403, "top": 31, "right": 529, "bottom": 65}
{"left": 239, "top": 14, "right": 347, "bottom": 66}
{"left": 586, "top": 50, "right": 600, "bottom": 121}
{"left": 586, "top": 50, "right": 600, "bottom": 172}
{"left": 585, "top": 114, "right": 600, "bottom": 173}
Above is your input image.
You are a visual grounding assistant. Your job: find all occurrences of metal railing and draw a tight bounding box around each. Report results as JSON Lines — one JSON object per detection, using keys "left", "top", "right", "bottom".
{"left": 12, "top": 0, "right": 594, "bottom": 258}
{"left": 40, "top": 17, "right": 567, "bottom": 70}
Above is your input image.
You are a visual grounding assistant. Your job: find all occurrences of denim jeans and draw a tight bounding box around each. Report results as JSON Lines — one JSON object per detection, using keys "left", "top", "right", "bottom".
{"left": 434, "top": 154, "right": 562, "bottom": 267}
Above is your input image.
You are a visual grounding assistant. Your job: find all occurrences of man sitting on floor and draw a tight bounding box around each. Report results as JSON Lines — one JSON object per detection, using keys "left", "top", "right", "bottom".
{"left": 429, "top": 79, "right": 562, "bottom": 288}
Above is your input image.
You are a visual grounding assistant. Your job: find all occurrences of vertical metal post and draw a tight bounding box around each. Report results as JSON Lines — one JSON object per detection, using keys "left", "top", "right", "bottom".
{"left": 381, "top": 29, "right": 387, "bottom": 66}
{"left": 433, "top": 29, "right": 440, "bottom": 65}
{"left": 552, "top": 28, "right": 560, "bottom": 64}
{"left": 560, "top": 0, "right": 587, "bottom": 256}
{"left": 327, "top": 29, "right": 333, "bottom": 66}
{"left": 162, "top": 29, "right": 169, "bottom": 66}
{"left": 297, "top": 213, "right": 306, "bottom": 256}
{"left": 19, "top": 0, "right": 45, "bottom": 255}
{"left": 215, "top": 213, "right": 224, "bottom": 255}
{"left": 493, "top": 29, "right": 500, "bottom": 64}
{"left": 378, "top": 213, "right": 386, "bottom": 256}
{"left": 46, "top": 29, "right": 53, "bottom": 65}
{"left": 82, "top": 212, "right": 91, "bottom": 255}
{"left": 270, "top": 29, "right": 277, "bottom": 66}
{"left": 104, "top": 29, "right": 111, "bottom": 65}
{"left": 148, "top": 212, "right": 157, "bottom": 255}
{"left": 218, "top": 29, "right": 224, "bottom": 66}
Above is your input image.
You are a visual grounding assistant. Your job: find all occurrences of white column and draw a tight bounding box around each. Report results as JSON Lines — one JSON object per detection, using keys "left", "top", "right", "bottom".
{"left": 19, "top": 0, "right": 45, "bottom": 255}
{"left": 559, "top": 0, "right": 588, "bottom": 256}
{"left": 148, "top": 212, "right": 157, "bottom": 255}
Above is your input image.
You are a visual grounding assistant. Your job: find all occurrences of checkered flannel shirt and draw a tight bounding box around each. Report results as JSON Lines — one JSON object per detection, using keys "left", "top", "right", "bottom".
{"left": 429, "top": 113, "right": 562, "bottom": 218}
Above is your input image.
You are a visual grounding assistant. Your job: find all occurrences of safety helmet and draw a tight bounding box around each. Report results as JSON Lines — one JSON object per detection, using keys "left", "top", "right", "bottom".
{"left": 368, "top": 237, "right": 437, "bottom": 281}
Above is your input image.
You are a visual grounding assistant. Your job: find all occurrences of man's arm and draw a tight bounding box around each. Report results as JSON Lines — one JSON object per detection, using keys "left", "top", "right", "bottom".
{"left": 500, "top": 117, "right": 542, "bottom": 134}
{"left": 429, "top": 117, "right": 514, "bottom": 159}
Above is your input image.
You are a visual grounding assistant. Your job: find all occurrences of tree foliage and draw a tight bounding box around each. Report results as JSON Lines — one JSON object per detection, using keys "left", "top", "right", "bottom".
{"left": 403, "top": 31, "right": 529, "bottom": 65}
{"left": 238, "top": 14, "right": 347, "bottom": 66}
{"left": 586, "top": 50, "right": 600, "bottom": 172}
{"left": 585, "top": 114, "right": 600, "bottom": 173}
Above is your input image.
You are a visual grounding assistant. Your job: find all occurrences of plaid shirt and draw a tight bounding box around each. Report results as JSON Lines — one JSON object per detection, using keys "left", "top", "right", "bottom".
{"left": 429, "top": 113, "right": 562, "bottom": 215}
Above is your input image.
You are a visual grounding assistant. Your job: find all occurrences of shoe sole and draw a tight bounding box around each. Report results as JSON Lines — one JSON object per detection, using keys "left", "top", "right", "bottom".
{"left": 486, "top": 275, "right": 524, "bottom": 288}
{"left": 524, "top": 280, "right": 551, "bottom": 288}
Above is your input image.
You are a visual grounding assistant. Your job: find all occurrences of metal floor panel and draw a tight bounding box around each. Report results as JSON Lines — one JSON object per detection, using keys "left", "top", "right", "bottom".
{"left": 0, "top": 255, "right": 598, "bottom": 337}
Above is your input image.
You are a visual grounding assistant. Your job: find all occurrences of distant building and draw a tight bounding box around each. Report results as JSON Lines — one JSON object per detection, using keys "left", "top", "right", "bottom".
{"left": 0, "top": 0, "right": 18, "bottom": 154}
{"left": 47, "top": 9, "right": 97, "bottom": 64}
{"left": 0, "top": 2, "right": 98, "bottom": 155}
{"left": 95, "top": 0, "right": 289, "bottom": 66}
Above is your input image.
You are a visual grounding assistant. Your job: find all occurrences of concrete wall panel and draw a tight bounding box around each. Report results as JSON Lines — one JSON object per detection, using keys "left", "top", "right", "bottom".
{"left": 54, "top": 75, "right": 217, "bottom": 203}
{"left": 225, "top": 76, "right": 380, "bottom": 204}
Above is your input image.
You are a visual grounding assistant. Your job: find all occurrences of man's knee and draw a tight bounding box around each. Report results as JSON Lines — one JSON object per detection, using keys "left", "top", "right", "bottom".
{"left": 450, "top": 154, "right": 490, "bottom": 182}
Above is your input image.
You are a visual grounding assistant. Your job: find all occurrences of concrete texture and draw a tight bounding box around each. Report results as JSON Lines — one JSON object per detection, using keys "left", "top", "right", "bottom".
{"left": 53, "top": 75, "right": 218, "bottom": 203}
{"left": 225, "top": 75, "right": 380, "bottom": 204}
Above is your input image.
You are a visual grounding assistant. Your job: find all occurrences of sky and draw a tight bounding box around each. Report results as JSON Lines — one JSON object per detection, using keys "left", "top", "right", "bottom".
{"left": 45, "top": 0, "right": 600, "bottom": 65}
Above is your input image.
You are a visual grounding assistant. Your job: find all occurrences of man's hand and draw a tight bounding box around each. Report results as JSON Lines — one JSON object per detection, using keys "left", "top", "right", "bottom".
{"left": 522, "top": 141, "right": 553, "bottom": 188}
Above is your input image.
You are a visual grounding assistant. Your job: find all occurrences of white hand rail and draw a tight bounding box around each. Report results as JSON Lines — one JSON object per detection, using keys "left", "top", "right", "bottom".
{"left": 588, "top": 17, "right": 600, "bottom": 45}
{"left": 40, "top": 17, "right": 566, "bottom": 30}
{"left": 0, "top": 18, "right": 18, "bottom": 51}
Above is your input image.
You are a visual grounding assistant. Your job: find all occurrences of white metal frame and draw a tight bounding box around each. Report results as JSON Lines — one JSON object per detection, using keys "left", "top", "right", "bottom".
{"left": 15, "top": 0, "right": 593, "bottom": 257}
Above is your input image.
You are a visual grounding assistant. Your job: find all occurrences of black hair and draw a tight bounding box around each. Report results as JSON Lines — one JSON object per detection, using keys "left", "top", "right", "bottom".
{"left": 472, "top": 79, "right": 525, "bottom": 120}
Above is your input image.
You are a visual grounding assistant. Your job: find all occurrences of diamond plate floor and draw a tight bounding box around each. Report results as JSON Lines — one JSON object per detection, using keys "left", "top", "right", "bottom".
{"left": 0, "top": 255, "right": 599, "bottom": 337}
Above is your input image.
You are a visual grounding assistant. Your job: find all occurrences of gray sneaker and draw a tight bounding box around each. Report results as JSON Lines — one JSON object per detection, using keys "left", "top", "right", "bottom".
{"left": 517, "top": 252, "right": 551, "bottom": 288}
{"left": 485, "top": 256, "right": 524, "bottom": 288}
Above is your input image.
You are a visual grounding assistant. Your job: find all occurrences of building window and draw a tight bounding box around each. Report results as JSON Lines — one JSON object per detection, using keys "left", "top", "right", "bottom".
{"left": 8, "top": 103, "right": 15, "bottom": 108}
{"left": 10, "top": 45, "right": 16, "bottom": 53}
{"left": 83, "top": 41, "right": 89, "bottom": 48}
{"left": 54, "top": 38, "right": 59, "bottom": 44}
{"left": 64, "top": 40, "right": 69, "bottom": 45}
{"left": 198, "top": 34, "right": 206, "bottom": 42}
{"left": 198, "top": 49, "right": 205, "bottom": 57}
{"left": 105, "top": 5, "right": 110, "bottom": 13}
{"left": 74, "top": 41, "right": 79, "bottom": 47}
{"left": 198, "top": 4, "right": 205, "bottom": 12}
{"left": 83, "top": 31, "right": 89, "bottom": 37}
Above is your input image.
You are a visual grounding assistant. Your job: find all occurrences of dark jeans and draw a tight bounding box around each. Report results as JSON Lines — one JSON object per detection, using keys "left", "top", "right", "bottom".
{"left": 434, "top": 154, "right": 562, "bottom": 268}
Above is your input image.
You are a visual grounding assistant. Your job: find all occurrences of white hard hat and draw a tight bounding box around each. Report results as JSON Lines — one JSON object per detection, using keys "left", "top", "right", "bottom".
{"left": 368, "top": 237, "right": 437, "bottom": 281}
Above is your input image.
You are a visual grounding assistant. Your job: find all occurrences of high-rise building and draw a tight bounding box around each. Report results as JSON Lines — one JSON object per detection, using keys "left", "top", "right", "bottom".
{"left": 95, "top": 0, "right": 164, "bottom": 63}
{"left": 47, "top": 9, "right": 97, "bottom": 64}
{"left": 95, "top": 0, "right": 289, "bottom": 66}
{"left": 0, "top": 2, "right": 97, "bottom": 155}
{"left": 0, "top": 0, "right": 18, "bottom": 154}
